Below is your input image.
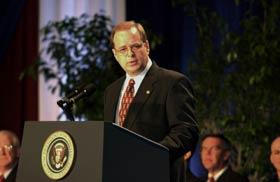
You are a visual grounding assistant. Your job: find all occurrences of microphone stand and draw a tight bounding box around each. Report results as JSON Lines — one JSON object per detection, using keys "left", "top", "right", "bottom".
{"left": 57, "top": 99, "right": 75, "bottom": 121}
{"left": 56, "top": 83, "right": 96, "bottom": 121}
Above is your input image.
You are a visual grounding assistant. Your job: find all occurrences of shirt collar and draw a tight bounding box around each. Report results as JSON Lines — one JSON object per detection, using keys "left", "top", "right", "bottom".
{"left": 1, "top": 166, "right": 14, "bottom": 179}
{"left": 208, "top": 166, "right": 228, "bottom": 181}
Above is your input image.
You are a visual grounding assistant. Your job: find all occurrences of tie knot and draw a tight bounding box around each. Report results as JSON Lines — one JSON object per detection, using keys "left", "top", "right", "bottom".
{"left": 126, "top": 79, "right": 135, "bottom": 92}
{"left": 208, "top": 176, "right": 215, "bottom": 182}
{"left": 128, "top": 79, "right": 135, "bottom": 86}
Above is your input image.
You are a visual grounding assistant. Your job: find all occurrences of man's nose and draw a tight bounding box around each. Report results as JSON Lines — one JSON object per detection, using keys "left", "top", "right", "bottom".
{"left": 205, "top": 149, "right": 212, "bottom": 155}
{"left": 126, "top": 47, "right": 135, "bottom": 57}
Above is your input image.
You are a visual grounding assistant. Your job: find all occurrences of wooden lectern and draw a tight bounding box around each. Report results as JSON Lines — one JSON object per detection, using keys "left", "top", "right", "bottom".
{"left": 16, "top": 121, "right": 170, "bottom": 182}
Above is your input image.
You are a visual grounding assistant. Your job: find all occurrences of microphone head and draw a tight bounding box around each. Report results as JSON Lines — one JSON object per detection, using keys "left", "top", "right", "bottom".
{"left": 69, "top": 83, "right": 96, "bottom": 104}
{"left": 82, "top": 83, "right": 96, "bottom": 96}
{"left": 57, "top": 83, "right": 96, "bottom": 108}
{"left": 65, "top": 83, "right": 87, "bottom": 99}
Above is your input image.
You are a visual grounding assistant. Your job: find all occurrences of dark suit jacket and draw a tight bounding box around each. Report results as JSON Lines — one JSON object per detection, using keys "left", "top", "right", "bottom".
{"left": 268, "top": 174, "right": 280, "bottom": 182}
{"left": 5, "top": 165, "right": 18, "bottom": 182}
{"left": 104, "top": 62, "right": 199, "bottom": 182}
{"left": 201, "top": 167, "right": 249, "bottom": 182}
{"left": 218, "top": 167, "right": 248, "bottom": 182}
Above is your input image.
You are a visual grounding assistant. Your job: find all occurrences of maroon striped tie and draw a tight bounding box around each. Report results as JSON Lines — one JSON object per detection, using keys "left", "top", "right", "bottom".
{"left": 118, "top": 79, "right": 135, "bottom": 127}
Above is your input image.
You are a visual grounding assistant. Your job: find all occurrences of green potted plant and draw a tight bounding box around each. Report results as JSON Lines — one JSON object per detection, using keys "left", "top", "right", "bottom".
{"left": 26, "top": 13, "right": 122, "bottom": 120}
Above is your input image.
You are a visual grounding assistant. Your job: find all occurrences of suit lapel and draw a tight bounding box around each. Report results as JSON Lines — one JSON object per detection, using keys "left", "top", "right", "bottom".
{"left": 124, "top": 63, "right": 159, "bottom": 128}
{"left": 106, "top": 77, "right": 125, "bottom": 122}
{"left": 216, "top": 167, "right": 232, "bottom": 182}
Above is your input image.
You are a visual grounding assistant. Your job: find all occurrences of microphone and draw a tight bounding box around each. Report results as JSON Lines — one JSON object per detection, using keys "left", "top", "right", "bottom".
{"left": 68, "top": 83, "right": 96, "bottom": 104}
{"left": 57, "top": 83, "right": 96, "bottom": 108}
{"left": 64, "top": 83, "right": 87, "bottom": 100}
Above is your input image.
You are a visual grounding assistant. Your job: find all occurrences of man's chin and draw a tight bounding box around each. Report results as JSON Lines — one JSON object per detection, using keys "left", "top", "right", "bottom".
{"left": 203, "top": 164, "right": 215, "bottom": 171}
{"left": 127, "top": 67, "right": 142, "bottom": 76}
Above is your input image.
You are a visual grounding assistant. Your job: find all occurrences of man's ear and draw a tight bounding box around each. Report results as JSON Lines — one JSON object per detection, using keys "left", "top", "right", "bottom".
{"left": 15, "top": 146, "right": 21, "bottom": 158}
{"left": 270, "top": 153, "right": 273, "bottom": 164}
{"left": 223, "top": 150, "right": 231, "bottom": 162}
{"left": 144, "top": 41, "right": 150, "bottom": 53}
{"left": 112, "top": 49, "right": 117, "bottom": 59}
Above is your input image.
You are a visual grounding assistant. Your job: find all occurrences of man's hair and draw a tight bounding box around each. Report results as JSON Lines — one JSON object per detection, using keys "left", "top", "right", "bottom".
{"left": 271, "top": 136, "right": 280, "bottom": 151}
{"left": 271, "top": 136, "right": 280, "bottom": 144}
{"left": 0, "top": 130, "right": 20, "bottom": 148}
{"left": 110, "top": 21, "right": 148, "bottom": 48}
{"left": 200, "top": 133, "right": 232, "bottom": 151}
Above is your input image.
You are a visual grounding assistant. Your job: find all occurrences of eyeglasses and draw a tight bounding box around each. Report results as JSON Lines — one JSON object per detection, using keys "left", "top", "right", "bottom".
{"left": 0, "top": 145, "right": 13, "bottom": 152}
{"left": 114, "top": 42, "right": 144, "bottom": 56}
{"left": 271, "top": 150, "right": 280, "bottom": 155}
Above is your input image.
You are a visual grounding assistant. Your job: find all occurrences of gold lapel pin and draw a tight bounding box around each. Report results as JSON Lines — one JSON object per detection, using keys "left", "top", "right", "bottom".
{"left": 146, "top": 90, "right": 150, "bottom": 94}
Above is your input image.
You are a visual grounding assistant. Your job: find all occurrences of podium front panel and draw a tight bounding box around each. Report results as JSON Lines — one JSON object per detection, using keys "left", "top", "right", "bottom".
{"left": 17, "top": 121, "right": 104, "bottom": 182}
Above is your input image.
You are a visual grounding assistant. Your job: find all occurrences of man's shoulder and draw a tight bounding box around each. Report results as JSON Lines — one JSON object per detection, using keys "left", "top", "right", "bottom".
{"left": 6, "top": 165, "right": 18, "bottom": 182}
{"left": 152, "top": 64, "right": 189, "bottom": 82}
{"left": 160, "top": 67, "right": 185, "bottom": 78}
{"left": 105, "top": 76, "right": 125, "bottom": 91}
{"left": 219, "top": 167, "right": 249, "bottom": 182}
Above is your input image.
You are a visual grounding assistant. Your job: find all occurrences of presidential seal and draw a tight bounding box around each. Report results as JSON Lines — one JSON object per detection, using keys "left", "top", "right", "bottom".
{"left": 41, "top": 131, "right": 75, "bottom": 180}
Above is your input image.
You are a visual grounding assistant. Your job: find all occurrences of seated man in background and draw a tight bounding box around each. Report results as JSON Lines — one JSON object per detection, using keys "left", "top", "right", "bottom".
{"left": 270, "top": 136, "right": 280, "bottom": 181}
{"left": 200, "top": 134, "right": 248, "bottom": 182}
{"left": 0, "top": 130, "right": 20, "bottom": 182}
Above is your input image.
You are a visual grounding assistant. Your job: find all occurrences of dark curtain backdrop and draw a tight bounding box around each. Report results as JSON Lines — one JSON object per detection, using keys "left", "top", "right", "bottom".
{"left": 0, "top": 0, "right": 38, "bottom": 139}
{"left": 126, "top": 0, "right": 186, "bottom": 72}
{"left": 0, "top": 0, "right": 26, "bottom": 62}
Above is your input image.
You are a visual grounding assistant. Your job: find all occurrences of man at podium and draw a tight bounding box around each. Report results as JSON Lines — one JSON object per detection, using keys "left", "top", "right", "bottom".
{"left": 104, "top": 21, "right": 199, "bottom": 182}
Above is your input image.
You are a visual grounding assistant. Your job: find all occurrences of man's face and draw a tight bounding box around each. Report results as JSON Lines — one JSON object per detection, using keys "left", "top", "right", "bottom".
{"left": 112, "top": 27, "right": 150, "bottom": 76}
{"left": 270, "top": 137, "right": 280, "bottom": 172}
{"left": 0, "top": 133, "right": 18, "bottom": 169}
{"left": 201, "top": 137, "right": 230, "bottom": 173}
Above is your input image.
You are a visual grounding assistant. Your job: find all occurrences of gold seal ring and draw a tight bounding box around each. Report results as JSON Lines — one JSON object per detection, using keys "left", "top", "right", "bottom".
{"left": 41, "top": 130, "right": 75, "bottom": 180}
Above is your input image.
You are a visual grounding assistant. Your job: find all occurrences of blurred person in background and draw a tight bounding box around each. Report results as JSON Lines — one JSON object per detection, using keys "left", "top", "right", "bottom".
{"left": 269, "top": 136, "right": 280, "bottom": 181}
{"left": 0, "top": 130, "right": 20, "bottom": 182}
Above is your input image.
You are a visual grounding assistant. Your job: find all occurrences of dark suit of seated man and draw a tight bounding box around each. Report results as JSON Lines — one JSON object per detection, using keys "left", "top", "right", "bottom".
{"left": 0, "top": 130, "right": 20, "bottom": 182}
{"left": 200, "top": 134, "right": 248, "bottom": 182}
